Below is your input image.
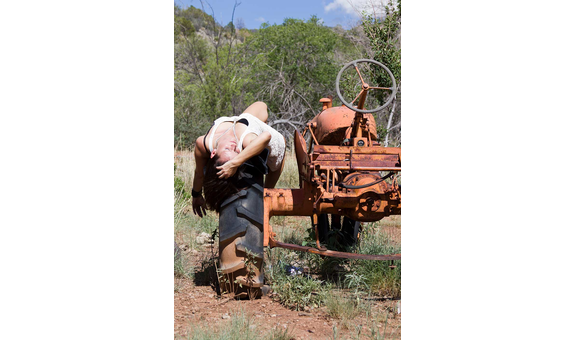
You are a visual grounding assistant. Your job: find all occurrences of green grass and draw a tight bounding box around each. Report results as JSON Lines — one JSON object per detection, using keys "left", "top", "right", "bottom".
{"left": 352, "top": 223, "right": 401, "bottom": 298}
{"left": 265, "top": 245, "right": 331, "bottom": 311}
{"left": 325, "top": 291, "right": 363, "bottom": 320}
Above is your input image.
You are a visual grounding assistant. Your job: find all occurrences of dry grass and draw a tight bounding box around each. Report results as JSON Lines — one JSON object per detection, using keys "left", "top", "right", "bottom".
{"left": 174, "top": 149, "right": 299, "bottom": 191}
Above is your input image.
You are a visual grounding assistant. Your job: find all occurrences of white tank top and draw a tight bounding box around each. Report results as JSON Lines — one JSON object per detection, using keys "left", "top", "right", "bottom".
{"left": 206, "top": 113, "right": 285, "bottom": 171}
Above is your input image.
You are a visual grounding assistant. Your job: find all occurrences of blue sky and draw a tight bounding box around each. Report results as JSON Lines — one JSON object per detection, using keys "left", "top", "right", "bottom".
{"left": 174, "top": 0, "right": 379, "bottom": 29}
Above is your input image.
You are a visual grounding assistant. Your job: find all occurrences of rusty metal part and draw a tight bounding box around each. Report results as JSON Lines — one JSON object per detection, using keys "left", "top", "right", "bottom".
{"left": 312, "top": 145, "right": 400, "bottom": 172}
{"left": 307, "top": 106, "right": 378, "bottom": 145}
{"left": 320, "top": 97, "right": 333, "bottom": 110}
{"left": 294, "top": 130, "right": 310, "bottom": 185}
{"left": 307, "top": 122, "right": 319, "bottom": 145}
{"left": 220, "top": 237, "right": 264, "bottom": 289}
{"left": 263, "top": 182, "right": 400, "bottom": 238}
{"left": 270, "top": 239, "right": 401, "bottom": 260}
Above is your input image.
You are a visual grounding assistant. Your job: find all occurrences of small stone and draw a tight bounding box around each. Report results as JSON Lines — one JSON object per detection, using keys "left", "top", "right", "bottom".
{"left": 222, "top": 313, "right": 230, "bottom": 319}
{"left": 195, "top": 232, "right": 213, "bottom": 245}
{"left": 298, "top": 312, "right": 312, "bottom": 317}
{"left": 270, "top": 314, "right": 277, "bottom": 317}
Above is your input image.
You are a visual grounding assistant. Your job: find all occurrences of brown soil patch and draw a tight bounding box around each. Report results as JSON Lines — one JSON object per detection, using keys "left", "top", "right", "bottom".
{"left": 175, "top": 247, "right": 401, "bottom": 339}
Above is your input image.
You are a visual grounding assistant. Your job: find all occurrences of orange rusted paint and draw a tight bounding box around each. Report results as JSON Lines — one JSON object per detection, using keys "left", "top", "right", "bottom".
{"left": 271, "top": 240, "right": 401, "bottom": 260}
{"left": 319, "top": 97, "right": 333, "bottom": 110}
{"left": 263, "top": 96, "right": 401, "bottom": 260}
{"left": 308, "top": 105, "right": 378, "bottom": 145}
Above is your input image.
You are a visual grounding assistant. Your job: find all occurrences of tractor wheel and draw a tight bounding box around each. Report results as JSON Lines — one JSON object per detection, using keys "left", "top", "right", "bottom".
{"left": 218, "top": 184, "right": 265, "bottom": 299}
{"left": 341, "top": 217, "right": 362, "bottom": 247}
{"left": 316, "top": 214, "right": 361, "bottom": 248}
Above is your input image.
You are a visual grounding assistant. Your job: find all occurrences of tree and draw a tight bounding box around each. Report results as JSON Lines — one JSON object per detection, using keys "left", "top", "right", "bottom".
{"left": 174, "top": 1, "right": 253, "bottom": 147}
{"left": 361, "top": 0, "right": 401, "bottom": 146}
{"left": 242, "top": 16, "right": 360, "bottom": 140}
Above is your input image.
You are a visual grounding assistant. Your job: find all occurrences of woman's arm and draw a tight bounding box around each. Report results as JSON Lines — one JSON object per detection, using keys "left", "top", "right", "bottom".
{"left": 192, "top": 136, "right": 208, "bottom": 217}
{"left": 216, "top": 131, "right": 271, "bottom": 179}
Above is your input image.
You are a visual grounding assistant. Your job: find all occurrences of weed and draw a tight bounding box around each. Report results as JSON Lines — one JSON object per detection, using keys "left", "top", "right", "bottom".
{"left": 325, "top": 290, "right": 375, "bottom": 331}
{"left": 188, "top": 309, "right": 258, "bottom": 340}
{"left": 344, "top": 272, "right": 369, "bottom": 302}
{"left": 175, "top": 164, "right": 191, "bottom": 200}
{"left": 174, "top": 252, "right": 194, "bottom": 280}
{"left": 329, "top": 324, "right": 339, "bottom": 340}
{"left": 265, "top": 326, "right": 293, "bottom": 340}
{"left": 218, "top": 269, "right": 235, "bottom": 297}
{"left": 354, "top": 324, "right": 363, "bottom": 340}
{"left": 325, "top": 292, "right": 362, "bottom": 320}
{"left": 243, "top": 249, "right": 261, "bottom": 300}
{"left": 352, "top": 223, "right": 401, "bottom": 298}
{"left": 174, "top": 254, "right": 186, "bottom": 277}
{"left": 369, "top": 312, "right": 389, "bottom": 340}
{"left": 266, "top": 246, "right": 330, "bottom": 310}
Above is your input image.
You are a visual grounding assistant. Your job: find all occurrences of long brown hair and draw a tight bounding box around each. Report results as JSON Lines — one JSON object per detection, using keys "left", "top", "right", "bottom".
{"left": 203, "top": 155, "right": 244, "bottom": 212}
{"left": 203, "top": 149, "right": 269, "bottom": 212}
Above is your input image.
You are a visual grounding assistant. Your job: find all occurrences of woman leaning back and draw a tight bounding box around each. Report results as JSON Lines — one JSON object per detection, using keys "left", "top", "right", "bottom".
{"left": 191, "top": 101, "right": 286, "bottom": 217}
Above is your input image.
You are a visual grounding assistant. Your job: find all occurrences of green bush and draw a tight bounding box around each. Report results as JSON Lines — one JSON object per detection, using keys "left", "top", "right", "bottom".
{"left": 352, "top": 223, "right": 401, "bottom": 298}
{"left": 174, "top": 163, "right": 191, "bottom": 200}
{"left": 266, "top": 247, "right": 330, "bottom": 310}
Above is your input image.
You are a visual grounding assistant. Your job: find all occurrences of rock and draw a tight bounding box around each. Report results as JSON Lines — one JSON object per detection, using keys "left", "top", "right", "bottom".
{"left": 196, "top": 232, "right": 213, "bottom": 245}
{"left": 298, "top": 312, "right": 312, "bottom": 317}
{"left": 262, "top": 285, "right": 271, "bottom": 296}
{"left": 222, "top": 313, "right": 230, "bottom": 319}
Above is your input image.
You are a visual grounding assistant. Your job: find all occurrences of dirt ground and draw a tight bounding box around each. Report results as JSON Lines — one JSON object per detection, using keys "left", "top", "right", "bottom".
{"left": 174, "top": 226, "right": 401, "bottom": 340}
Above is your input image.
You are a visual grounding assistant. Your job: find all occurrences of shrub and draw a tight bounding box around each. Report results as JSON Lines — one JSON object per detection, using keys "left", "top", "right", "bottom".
{"left": 174, "top": 163, "right": 191, "bottom": 200}
{"left": 352, "top": 223, "right": 401, "bottom": 298}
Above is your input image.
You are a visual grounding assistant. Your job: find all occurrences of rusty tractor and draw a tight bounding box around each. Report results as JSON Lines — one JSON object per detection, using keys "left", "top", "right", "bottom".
{"left": 218, "top": 59, "right": 401, "bottom": 298}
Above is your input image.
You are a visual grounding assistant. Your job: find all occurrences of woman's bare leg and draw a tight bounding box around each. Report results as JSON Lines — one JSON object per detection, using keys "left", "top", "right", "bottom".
{"left": 265, "top": 150, "right": 286, "bottom": 188}
{"left": 243, "top": 101, "right": 269, "bottom": 124}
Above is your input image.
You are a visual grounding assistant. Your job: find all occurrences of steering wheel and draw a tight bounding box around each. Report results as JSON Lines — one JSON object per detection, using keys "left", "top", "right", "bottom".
{"left": 335, "top": 59, "right": 397, "bottom": 113}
